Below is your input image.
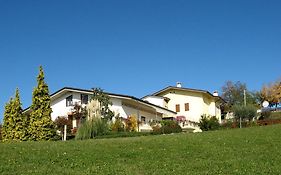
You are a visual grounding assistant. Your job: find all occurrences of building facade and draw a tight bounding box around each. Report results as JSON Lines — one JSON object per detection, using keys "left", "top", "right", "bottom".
{"left": 24, "top": 84, "right": 224, "bottom": 131}
{"left": 41, "top": 87, "right": 176, "bottom": 131}
{"left": 142, "top": 83, "right": 224, "bottom": 127}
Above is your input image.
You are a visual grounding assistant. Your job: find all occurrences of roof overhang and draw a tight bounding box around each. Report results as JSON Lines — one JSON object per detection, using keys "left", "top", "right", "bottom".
{"left": 150, "top": 86, "right": 226, "bottom": 103}
{"left": 23, "top": 87, "right": 177, "bottom": 115}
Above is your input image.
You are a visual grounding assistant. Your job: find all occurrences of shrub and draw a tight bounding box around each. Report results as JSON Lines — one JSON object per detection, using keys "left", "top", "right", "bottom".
{"left": 111, "top": 117, "right": 125, "bottom": 132}
{"left": 125, "top": 115, "right": 138, "bottom": 132}
{"left": 246, "top": 121, "right": 258, "bottom": 127}
{"left": 199, "top": 115, "right": 220, "bottom": 131}
{"left": 270, "top": 111, "right": 281, "bottom": 119}
{"left": 75, "top": 117, "right": 109, "bottom": 140}
{"left": 54, "top": 116, "right": 72, "bottom": 135}
{"left": 257, "top": 119, "right": 281, "bottom": 126}
{"left": 221, "top": 120, "right": 236, "bottom": 129}
{"left": 71, "top": 127, "right": 78, "bottom": 135}
{"left": 161, "top": 120, "right": 182, "bottom": 134}
{"left": 152, "top": 125, "right": 162, "bottom": 134}
{"left": 259, "top": 111, "right": 271, "bottom": 120}
{"left": 149, "top": 120, "right": 158, "bottom": 127}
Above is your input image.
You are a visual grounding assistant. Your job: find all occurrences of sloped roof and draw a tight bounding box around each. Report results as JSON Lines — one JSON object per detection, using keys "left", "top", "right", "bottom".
{"left": 23, "top": 87, "right": 177, "bottom": 114}
{"left": 150, "top": 86, "right": 225, "bottom": 102}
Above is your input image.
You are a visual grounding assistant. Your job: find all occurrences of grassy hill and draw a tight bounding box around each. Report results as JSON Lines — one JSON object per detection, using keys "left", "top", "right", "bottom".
{"left": 1, "top": 125, "right": 281, "bottom": 175}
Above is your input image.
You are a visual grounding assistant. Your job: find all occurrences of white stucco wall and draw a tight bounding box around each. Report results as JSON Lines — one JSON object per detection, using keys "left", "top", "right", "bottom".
{"left": 51, "top": 92, "right": 87, "bottom": 127}
{"left": 110, "top": 98, "right": 161, "bottom": 122}
{"left": 142, "top": 96, "right": 165, "bottom": 107}
{"left": 50, "top": 91, "right": 166, "bottom": 131}
{"left": 51, "top": 92, "right": 78, "bottom": 120}
{"left": 162, "top": 91, "right": 203, "bottom": 122}
{"left": 109, "top": 98, "right": 125, "bottom": 118}
{"left": 159, "top": 90, "right": 221, "bottom": 123}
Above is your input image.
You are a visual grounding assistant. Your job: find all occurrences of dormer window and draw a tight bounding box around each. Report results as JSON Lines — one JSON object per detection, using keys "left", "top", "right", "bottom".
{"left": 66, "top": 95, "right": 73, "bottom": 107}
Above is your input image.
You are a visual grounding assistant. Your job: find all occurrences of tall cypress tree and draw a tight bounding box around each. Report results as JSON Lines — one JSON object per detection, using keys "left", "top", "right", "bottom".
{"left": 29, "top": 66, "right": 56, "bottom": 140}
{"left": 2, "top": 88, "right": 28, "bottom": 141}
{"left": 12, "top": 88, "right": 29, "bottom": 140}
{"left": 2, "top": 97, "right": 14, "bottom": 141}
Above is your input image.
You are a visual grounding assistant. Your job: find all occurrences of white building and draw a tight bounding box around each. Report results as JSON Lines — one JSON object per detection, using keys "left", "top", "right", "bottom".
{"left": 24, "top": 83, "right": 224, "bottom": 131}
{"left": 142, "top": 83, "right": 224, "bottom": 128}
{"left": 25, "top": 87, "right": 176, "bottom": 132}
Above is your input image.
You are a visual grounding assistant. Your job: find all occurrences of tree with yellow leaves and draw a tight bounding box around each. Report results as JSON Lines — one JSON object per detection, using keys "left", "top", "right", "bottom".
{"left": 261, "top": 78, "right": 281, "bottom": 110}
{"left": 125, "top": 115, "right": 138, "bottom": 132}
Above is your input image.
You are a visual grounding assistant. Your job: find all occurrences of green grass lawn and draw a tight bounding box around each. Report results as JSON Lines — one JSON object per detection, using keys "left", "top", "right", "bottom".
{"left": 1, "top": 125, "right": 281, "bottom": 175}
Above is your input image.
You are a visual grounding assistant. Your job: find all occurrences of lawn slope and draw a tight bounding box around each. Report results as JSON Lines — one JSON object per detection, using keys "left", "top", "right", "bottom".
{"left": 1, "top": 125, "right": 281, "bottom": 175}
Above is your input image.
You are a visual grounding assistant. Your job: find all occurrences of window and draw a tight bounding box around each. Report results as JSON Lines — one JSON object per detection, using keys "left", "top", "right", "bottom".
{"left": 175, "top": 104, "right": 180, "bottom": 112}
{"left": 81, "top": 94, "right": 88, "bottom": 104}
{"left": 185, "top": 103, "right": 189, "bottom": 111}
{"left": 141, "top": 116, "right": 146, "bottom": 124}
{"left": 66, "top": 95, "right": 73, "bottom": 107}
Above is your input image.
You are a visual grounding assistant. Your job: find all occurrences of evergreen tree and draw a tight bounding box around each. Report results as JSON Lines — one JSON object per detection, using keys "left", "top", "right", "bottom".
{"left": 2, "top": 97, "right": 14, "bottom": 141}
{"left": 12, "top": 88, "right": 29, "bottom": 140}
{"left": 0, "top": 123, "right": 2, "bottom": 140}
{"left": 29, "top": 66, "right": 57, "bottom": 140}
{"left": 2, "top": 88, "right": 28, "bottom": 141}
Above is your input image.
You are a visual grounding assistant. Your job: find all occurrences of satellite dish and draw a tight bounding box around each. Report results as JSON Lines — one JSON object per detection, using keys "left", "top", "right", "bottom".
{"left": 262, "top": 101, "right": 269, "bottom": 108}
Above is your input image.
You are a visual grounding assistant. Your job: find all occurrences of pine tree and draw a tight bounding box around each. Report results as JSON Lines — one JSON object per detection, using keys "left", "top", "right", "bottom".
{"left": 2, "top": 97, "right": 14, "bottom": 141}
{"left": 2, "top": 88, "right": 28, "bottom": 141}
{"left": 29, "top": 66, "right": 57, "bottom": 140}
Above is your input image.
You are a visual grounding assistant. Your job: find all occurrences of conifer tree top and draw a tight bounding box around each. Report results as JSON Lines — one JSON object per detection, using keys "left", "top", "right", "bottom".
{"left": 37, "top": 66, "right": 47, "bottom": 89}
{"left": 31, "top": 66, "right": 51, "bottom": 111}
{"left": 14, "top": 88, "right": 22, "bottom": 112}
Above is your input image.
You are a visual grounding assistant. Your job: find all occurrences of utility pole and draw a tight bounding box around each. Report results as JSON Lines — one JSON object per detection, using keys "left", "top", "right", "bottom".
{"left": 244, "top": 89, "right": 247, "bottom": 106}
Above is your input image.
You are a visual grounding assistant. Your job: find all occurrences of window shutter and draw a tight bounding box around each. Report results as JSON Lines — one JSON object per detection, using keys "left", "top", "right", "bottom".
{"left": 185, "top": 103, "right": 189, "bottom": 111}
{"left": 175, "top": 104, "right": 180, "bottom": 112}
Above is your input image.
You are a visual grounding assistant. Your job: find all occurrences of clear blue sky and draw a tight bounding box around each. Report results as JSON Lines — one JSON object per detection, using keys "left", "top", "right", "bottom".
{"left": 1, "top": 0, "right": 280, "bottom": 122}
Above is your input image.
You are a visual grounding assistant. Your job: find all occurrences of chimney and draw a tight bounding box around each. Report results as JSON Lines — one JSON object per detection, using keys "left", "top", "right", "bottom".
{"left": 176, "top": 82, "right": 182, "bottom": 88}
{"left": 213, "top": 91, "right": 219, "bottom": 97}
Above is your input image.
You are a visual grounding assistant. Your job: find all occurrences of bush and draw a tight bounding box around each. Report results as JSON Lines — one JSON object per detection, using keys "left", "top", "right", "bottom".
{"left": 75, "top": 117, "right": 109, "bottom": 140}
{"left": 161, "top": 120, "right": 182, "bottom": 134}
{"left": 259, "top": 111, "right": 271, "bottom": 120}
{"left": 125, "top": 115, "right": 138, "bottom": 132}
{"left": 152, "top": 120, "right": 182, "bottom": 134}
{"left": 270, "top": 112, "right": 281, "bottom": 119}
{"left": 221, "top": 120, "right": 236, "bottom": 129}
{"left": 54, "top": 117, "right": 72, "bottom": 135}
{"left": 199, "top": 115, "right": 220, "bottom": 131}
{"left": 257, "top": 119, "right": 281, "bottom": 126}
{"left": 111, "top": 117, "right": 125, "bottom": 132}
{"left": 152, "top": 125, "right": 162, "bottom": 134}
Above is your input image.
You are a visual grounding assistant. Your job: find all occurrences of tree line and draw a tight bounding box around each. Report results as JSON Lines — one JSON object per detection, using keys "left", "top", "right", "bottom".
{"left": 221, "top": 78, "right": 281, "bottom": 121}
